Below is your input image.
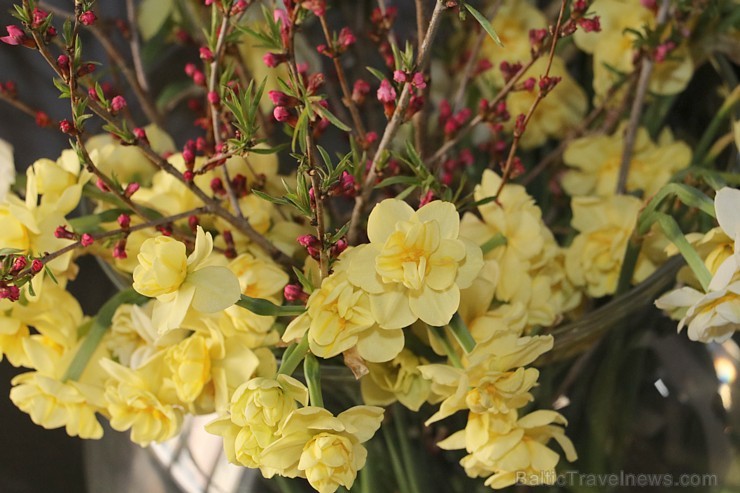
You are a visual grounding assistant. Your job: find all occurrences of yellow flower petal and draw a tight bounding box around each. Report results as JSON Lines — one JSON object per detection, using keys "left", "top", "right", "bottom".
{"left": 367, "top": 198, "right": 414, "bottom": 244}
{"left": 409, "top": 284, "right": 460, "bottom": 327}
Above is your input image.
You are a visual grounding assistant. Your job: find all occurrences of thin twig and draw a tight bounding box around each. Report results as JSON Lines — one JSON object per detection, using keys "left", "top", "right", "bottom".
{"left": 33, "top": 206, "right": 210, "bottom": 270}
{"left": 348, "top": 0, "right": 448, "bottom": 244}
{"left": 318, "top": 14, "right": 368, "bottom": 142}
{"left": 125, "top": 0, "right": 150, "bottom": 94}
{"left": 425, "top": 58, "right": 537, "bottom": 167}
{"left": 452, "top": 1, "right": 502, "bottom": 112}
{"left": 208, "top": 9, "right": 246, "bottom": 221}
{"left": 616, "top": 0, "right": 671, "bottom": 194}
{"left": 494, "top": 0, "right": 568, "bottom": 198}
{"left": 39, "top": 1, "right": 163, "bottom": 126}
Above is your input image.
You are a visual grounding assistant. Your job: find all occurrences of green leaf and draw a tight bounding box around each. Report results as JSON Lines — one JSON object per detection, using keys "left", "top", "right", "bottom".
{"left": 68, "top": 209, "right": 129, "bottom": 233}
{"left": 236, "top": 295, "right": 306, "bottom": 316}
{"left": 155, "top": 80, "right": 195, "bottom": 112}
{"left": 292, "top": 266, "right": 314, "bottom": 294}
{"left": 366, "top": 66, "right": 387, "bottom": 83}
{"left": 448, "top": 313, "right": 476, "bottom": 354}
{"left": 374, "top": 175, "right": 420, "bottom": 189}
{"left": 63, "top": 289, "right": 148, "bottom": 382}
{"left": 480, "top": 232, "right": 507, "bottom": 254}
{"left": 138, "top": 0, "right": 175, "bottom": 41}
{"left": 304, "top": 353, "right": 324, "bottom": 407}
{"left": 251, "top": 188, "right": 291, "bottom": 206}
{"left": 0, "top": 248, "right": 23, "bottom": 256}
{"left": 464, "top": 3, "right": 503, "bottom": 47}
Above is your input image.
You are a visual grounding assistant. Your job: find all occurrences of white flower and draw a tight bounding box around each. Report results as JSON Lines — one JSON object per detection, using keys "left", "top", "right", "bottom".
{"left": 0, "top": 138, "right": 14, "bottom": 203}
{"left": 655, "top": 187, "right": 740, "bottom": 343}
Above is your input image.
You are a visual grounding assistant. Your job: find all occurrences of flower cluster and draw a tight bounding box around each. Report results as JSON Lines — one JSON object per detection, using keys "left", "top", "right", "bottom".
{"left": 0, "top": 0, "right": 738, "bottom": 492}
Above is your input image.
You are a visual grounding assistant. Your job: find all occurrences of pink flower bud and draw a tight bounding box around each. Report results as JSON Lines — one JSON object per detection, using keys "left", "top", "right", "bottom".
{"left": 31, "top": 259, "right": 43, "bottom": 273}
{"left": 35, "top": 111, "right": 51, "bottom": 128}
{"left": 273, "top": 105, "right": 292, "bottom": 122}
{"left": 411, "top": 72, "right": 426, "bottom": 89}
{"left": 338, "top": 27, "right": 356, "bottom": 49}
{"left": 263, "top": 52, "right": 287, "bottom": 68}
{"left": 79, "top": 10, "right": 97, "bottom": 26}
{"left": 11, "top": 256, "right": 26, "bottom": 273}
{"left": 57, "top": 55, "right": 69, "bottom": 69}
{"left": 377, "top": 79, "right": 397, "bottom": 104}
{"left": 117, "top": 214, "right": 131, "bottom": 228}
{"left": 297, "top": 234, "right": 319, "bottom": 248}
{"left": 124, "top": 182, "right": 140, "bottom": 197}
{"left": 59, "top": 119, "right": 74, "bottom": 134}
{"left": 284, "top": 283, "right": 309, "bottom": 303}
{"left": 393, "top": 70, "right": 407, "bottom": 84}
{"left": 199, "top": 46, "right": 214, "bottom": 61}
{"left": 112, "top": 239, "right": 127, "bottom": 259}
{"left": 207, "top": 91, "right": 220, "bottom": 105}
{"left": 1, "top": 25, "right": 32, "bottom": 47}
{"left": 111, "top": 95, "right": 127, "bottom": 112}
{"left": 80, "top": 233, "right": 94, "bottom": 247}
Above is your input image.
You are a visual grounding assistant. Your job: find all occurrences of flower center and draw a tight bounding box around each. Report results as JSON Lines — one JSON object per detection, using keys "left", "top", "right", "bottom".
{"left": 375, "top": 221, "right": 440, "bottom": 291}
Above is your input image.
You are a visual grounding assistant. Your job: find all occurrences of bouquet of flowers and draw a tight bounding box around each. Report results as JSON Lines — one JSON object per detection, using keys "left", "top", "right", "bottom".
{"left": 0, "top": 0, "right": 738, "bottom": 492}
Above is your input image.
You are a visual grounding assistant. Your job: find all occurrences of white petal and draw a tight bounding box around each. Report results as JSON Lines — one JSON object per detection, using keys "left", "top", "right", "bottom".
{"left": 715, "top": 187, "right": 740, "bottom": 240}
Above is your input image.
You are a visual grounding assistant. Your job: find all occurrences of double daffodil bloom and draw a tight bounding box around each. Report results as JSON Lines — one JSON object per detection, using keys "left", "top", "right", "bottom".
{"left": 347, "top": 199, "right": 483, "bottom": 328}
{"left": 133, "top": 226, "right": 241, "bottom": 333}
{"left": 656, "top": 187, "right": 740, "bottom": 342}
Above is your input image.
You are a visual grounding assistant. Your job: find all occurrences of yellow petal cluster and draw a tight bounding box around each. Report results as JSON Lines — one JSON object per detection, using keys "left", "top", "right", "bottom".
{"left": 283, "top": 267, "right": 404, "bottom": 363}
{"left": 565, "top": 195, "right": 643, "bottom": 297}
{"left": 438, "top": 410, "right": 577, "bottom": 489}
{"left": 347, "top": 199, "right": 483, "bottom": 328}
{"left": 360, "top": 348, "right": 434, "bottom": 411}
{"left": 206, "top": 375, "right": 308, "bottom": 472}
{"left": 562, "top": 127, "right": 691, "bottom": 198}
{"left": 259, "top": 405, "right": 384, "bottom": 493}
{"left": 573, "top": 0, "right": 693, "bottom": 98}
{"left": 132, "top": 226, "right": 241, "bottom": 332}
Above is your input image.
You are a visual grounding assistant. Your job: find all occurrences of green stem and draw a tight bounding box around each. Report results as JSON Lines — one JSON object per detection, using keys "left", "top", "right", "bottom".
{"left": 693, "top": 84, "right": 740, "bottom": 166}
{"left": 448, "top": 313, "right": 476, "bottom": 354}
{"left": 394, "top": 405, "right": 422, "bottom": 493}
{"left": 479, "top": 232, "right": 507, "bottom": 255}
{"left": 615, "top": 235, "right": 642, "bottom": 295}
{"left": 303, "top": 353, "right": 324, "bottom": 408}
{"left": 654, "top": 213, "right": 713, "bottom": 290}
{"left": 273, "top": 476, "right": 304, "bottom": 493}
{"left": 278, "top": 335, "right": 310, "bottom": 376}
{"left": 638, "top": 183, "right": 715, "bottom": 235}
{"left": 382, "top": 419, "right": 412, "bottom": 493}
{"left": 429, "top": 326, "right": 463, "bottom": 369}
{"left": 236, "top": 295, "right": 306, "bottom": 317}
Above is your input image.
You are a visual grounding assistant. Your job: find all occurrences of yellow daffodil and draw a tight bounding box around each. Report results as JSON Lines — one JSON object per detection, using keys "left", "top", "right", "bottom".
{"left": 283, "top": 267, "right": 405, "bottom": 363}
{"left": 562, "top": 127, "right": 691, "bottom": 197}
{"left": 132, "top": 226, "right": 241, "bottom": 332}
{"left": 360, "top": 349, "right": 433, "bottom": 411}
{"left": 347, "top": 199, "right": 483, "bottom": 328}
{"left": 100, "top": 356, "right": 184, "bottom": 446}
{"left": 206, "top": 375, "right": 308, "bottom": 472}
{"left": 260, "top": 405, "right": 384, "bottom": 493}
{"left": 10, "top": 331, "right": 107, "bottom": 440}
{"left": 573, "top": 0, "right": 693, "bottom": 98}
{"left": 438, "top": 410, "right": 576, "bottom": 489}
{"left": 565, "top": 195, "right": 642, "bottom": 297}
{"left": 656, "top": 187, "right": 740, "bottom": 342}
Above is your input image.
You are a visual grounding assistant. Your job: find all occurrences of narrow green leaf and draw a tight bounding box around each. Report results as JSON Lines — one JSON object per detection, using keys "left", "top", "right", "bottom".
{"left": 316, "top": 105, "right": 351, "bottom": 132}
{"left": 366, "top": 66, "right": 387, "bottom": 83}
{"left": 236, "top": 294, "right": 306, "bottom": 316}
{"left": 292, "top": 266, "right": 314, "bottom": 294}
{"left": 304, "top": 353, "right": 324, "bottom": 407}
{"left": 480, "top": 232, "right": 507, "bottom": 254}
{"left": 464, "top": 3, "right": 503, "bottom": 47}
{"left": 374, "top": 175, "right": 420, "bottom": 189}
{"left": 63, "top": 289, "right": 148, "bottom": 382}
{"left": 448, "top": 313, "right": 476, "bottom": 354}
{"left": 654, "top": 212, "right": 713, "bottom": 291}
